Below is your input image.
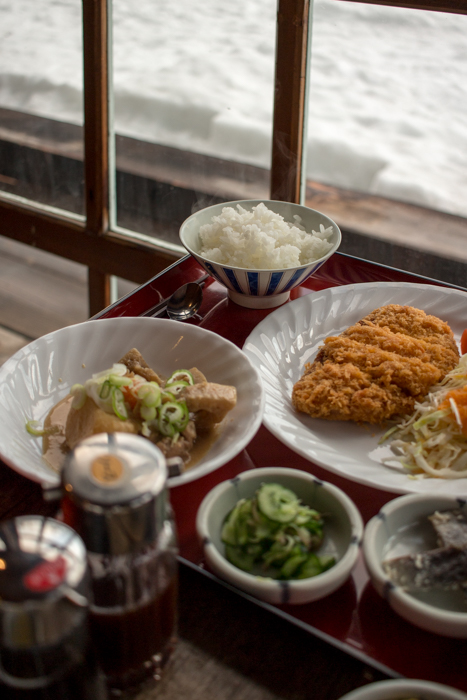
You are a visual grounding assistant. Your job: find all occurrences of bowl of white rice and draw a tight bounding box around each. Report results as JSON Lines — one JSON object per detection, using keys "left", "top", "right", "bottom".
{"left": 179, "top": 200, "right": 341, "bottom": 309}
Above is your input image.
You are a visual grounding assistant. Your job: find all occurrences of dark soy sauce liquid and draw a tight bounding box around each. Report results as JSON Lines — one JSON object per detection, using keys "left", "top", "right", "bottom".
{"left": 89, "top": 573, "right": 177, "bottom": 694}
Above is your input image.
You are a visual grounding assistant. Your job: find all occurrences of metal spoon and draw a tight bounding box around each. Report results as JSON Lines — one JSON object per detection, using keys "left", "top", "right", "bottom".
{"left": 166, "top": 280, "right": 205, "bottom": 321}
{"left": 142, "top": 273, "right": 209, "bottom": 320}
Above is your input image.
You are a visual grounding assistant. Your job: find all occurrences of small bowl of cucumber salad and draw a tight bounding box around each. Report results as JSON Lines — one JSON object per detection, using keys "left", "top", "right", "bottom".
{"left": 196, "top": 467, "right": 364, "bottom": 605}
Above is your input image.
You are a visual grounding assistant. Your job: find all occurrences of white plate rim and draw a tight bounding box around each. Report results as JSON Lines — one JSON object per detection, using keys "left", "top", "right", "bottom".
{"left": 243, "top": 281, "right": 467, "bottom": 496}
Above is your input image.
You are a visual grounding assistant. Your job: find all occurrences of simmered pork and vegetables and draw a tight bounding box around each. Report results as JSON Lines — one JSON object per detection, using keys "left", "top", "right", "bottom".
{"left": 27, "top": 348, "right": 237, "bottom": 474}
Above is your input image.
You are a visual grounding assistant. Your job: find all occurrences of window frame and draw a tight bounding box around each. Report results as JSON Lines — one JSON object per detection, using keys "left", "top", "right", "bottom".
{"left": 0, "top": 0, "right": 464, "bottom": 315}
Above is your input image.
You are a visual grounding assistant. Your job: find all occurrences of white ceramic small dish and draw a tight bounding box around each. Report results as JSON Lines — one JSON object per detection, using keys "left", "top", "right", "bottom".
{"left": 0, "top": 317, "right": 264, "bottom": 488}
{"left": 338, "top": 678, "right": 467, "bottom": 700}
{"left": 196, "top": 466, "right": 363, "bottom": 605}
{"left": 179, "top": 199, "right": 341, "bottom": 309}
{"left": 363, "top": 493, "right": 467, "bottom": 638}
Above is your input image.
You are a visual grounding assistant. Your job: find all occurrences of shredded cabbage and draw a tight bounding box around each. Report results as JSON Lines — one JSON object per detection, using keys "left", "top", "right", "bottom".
{"left": 380, "top": 354, "right": 467, "bottom": 479}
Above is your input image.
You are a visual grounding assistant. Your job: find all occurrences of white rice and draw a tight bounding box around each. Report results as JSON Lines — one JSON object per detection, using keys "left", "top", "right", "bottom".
{"left": 198, "top": 203, "right": 334, "bottom": 270}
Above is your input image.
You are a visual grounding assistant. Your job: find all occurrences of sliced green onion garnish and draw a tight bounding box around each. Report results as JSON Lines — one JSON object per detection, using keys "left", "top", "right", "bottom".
{"left": 109, "top": 374, "right": 132, "bottom": 388}
{"left": 111, "top": 387, "right": 128, "bottom": 420}
{"left": 100, "top": 380, "right": 111, "bottom": 400}
{"left": 166, "top": 369, "right": 194, "bottom": 386}
{"left": 158, "top": 400, "right": 189, "bottom": 431}
{"left": 140, "top": 404, "right": 156, "bottom": 422}
{"left": 157, "top": 416, "right": 178, "bottom": 438}
{"left": 157, "top": 400, "right": 189, "bottom": 436}
{"left": 137, "top": 383, "right": 161, "bottom": 408}
{"left": 25, "top": 420, "right": 46, "bottom": 437}
{"left": 92, "top": 363, "right": 127, "bottom": 381}
{"left": 70, "top": 383, "right": 86, "bottom": 410}
{"left": 25, "top": 420, "right": 59, "bottom": 438}
{"left": 164, "top": 380, "right": 189, "bottom": 396}
{"left": 159, "top": 401, "right": 185, "bottom": 424}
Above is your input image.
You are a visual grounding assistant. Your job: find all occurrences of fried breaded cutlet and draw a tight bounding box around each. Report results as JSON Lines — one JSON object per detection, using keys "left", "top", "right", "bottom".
{"left": 360, "top": 305, "right": 459, "bottom": 355}
{"left": 292, "top": 304, "right": 459, "bottom": 425}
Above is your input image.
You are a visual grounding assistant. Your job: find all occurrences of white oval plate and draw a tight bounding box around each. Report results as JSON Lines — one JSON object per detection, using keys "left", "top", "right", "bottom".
{"left": 0, "top": 317, "right": 264, "bottom": 487}
{"left": 243, "top": 281, "right": 467, "bottom": 496}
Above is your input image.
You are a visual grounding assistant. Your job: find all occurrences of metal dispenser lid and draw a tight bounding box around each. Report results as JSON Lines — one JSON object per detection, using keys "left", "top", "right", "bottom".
{"left": 62, "top": 433, "right": 168, "bottom": 555}
{"left": 0, "top": 516, "right": 88, "bottom": 649}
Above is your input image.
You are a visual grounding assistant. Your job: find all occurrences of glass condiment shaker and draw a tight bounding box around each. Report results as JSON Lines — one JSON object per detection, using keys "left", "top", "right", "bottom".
{"left": 60, "top": 432, "right": 178, "bottom": 697}
{"left": 0, "top": 515, "right": 107, "bottom": 699}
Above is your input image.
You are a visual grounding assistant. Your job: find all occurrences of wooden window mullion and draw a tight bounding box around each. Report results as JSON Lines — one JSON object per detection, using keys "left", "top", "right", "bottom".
{"left": 270, "top": 0, "right": 311, "bottom": 204}
{"left": 82, "top": 0, "right": 111, "bottom": 315}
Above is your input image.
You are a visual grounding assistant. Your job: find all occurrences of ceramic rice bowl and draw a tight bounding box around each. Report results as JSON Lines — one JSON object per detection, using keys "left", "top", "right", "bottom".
{"left": 179, "top": 199, "right": 341, "bottom": 309}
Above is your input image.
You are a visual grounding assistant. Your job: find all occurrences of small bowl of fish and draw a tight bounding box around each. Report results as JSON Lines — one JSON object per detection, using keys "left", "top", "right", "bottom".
{"left": 179, "top": 199, "right": 341, "bottom": 309}
{"left": 363, "top": 493, "right": 467, "bottom": 637}
{"left": 196, "top": 466, "right": 363, "bottom": 605}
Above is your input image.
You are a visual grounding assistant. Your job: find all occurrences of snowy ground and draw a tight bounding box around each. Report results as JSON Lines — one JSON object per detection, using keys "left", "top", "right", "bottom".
{"left": 1, "top": 0, "right": 467, "bottom": 216}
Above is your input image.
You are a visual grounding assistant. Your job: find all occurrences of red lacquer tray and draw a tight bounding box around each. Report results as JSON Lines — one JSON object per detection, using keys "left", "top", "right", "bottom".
{"left": 95, "top": 252, "right": 467, "bottom": 690}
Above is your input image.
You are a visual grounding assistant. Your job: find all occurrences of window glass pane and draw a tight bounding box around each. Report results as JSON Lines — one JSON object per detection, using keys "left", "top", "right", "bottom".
{"left": 0, "top": 0, "right": 84, "bottom": 215}
{"left": 112, "top": 0, "right": 276, "bottom": 247}
{"left": 0, "top": 237, "right": 136, "bottom": 348}
{"left": 306, "top": 0, "right": 467, "bottom": 285}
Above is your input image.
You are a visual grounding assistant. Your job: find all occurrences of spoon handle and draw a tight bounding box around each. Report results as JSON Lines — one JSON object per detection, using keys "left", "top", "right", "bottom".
{"left": 140, "top": 295, "right": 173, "bottom": 318}
{"left": 141, "top": 273, "right": 210, "bottom": 318}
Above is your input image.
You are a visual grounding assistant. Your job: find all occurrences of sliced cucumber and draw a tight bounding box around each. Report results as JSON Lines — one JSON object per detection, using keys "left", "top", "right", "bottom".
{"left": 297, "top": 553, "right": 323, "bottom": 579}
{"left": 295, "top": 506, "right": 322, "bottom": 526}
{"left": 219, "top": 482, "right": 333, "bottom": 581}
{"left": 257, "top": 483, "right": 300, "bottom": 523}
{"left": 221, "top": 499, "right": 250, "bottom": 546}
{"left": 245, "top": 543, "right": 263, "bottom": 558}
{"left": 224, "top": 544, "right": 255, "bottom": 572}
{"left": 318, "top": 554, "right": 336, "bottom": 572}
{"left": 262, "top": 536, "right": 295, "bottom": 566}
{"left": 296, "top": 553, "right": 335, "bottom": 579}
{"left": 280, "top": 554, "right": 308, "bottom": 579}
{"left": 235, "top": 503, "right": 253, "bottom": 546}
{"left": 221, "top": 518, "right": 237, "bottom": 546}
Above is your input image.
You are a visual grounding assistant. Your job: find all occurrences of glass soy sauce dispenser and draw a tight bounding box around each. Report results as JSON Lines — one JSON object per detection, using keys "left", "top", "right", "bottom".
{"left": 0, "top": 515, "right": 107, "bottom": 699}
{"left": 60, "top": 432, "right": 178, "bottom": 697}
